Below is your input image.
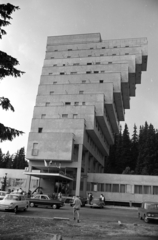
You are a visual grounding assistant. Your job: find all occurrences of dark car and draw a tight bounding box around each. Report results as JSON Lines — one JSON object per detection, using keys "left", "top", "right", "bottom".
{"left": 138, "top": 202, "right": 158, "bottom": 223}
{"left": 29, "top": 194, "right": 64, "bottom": 209}
{"left": 69, "top": 196, "right": 87, "bottom": 207}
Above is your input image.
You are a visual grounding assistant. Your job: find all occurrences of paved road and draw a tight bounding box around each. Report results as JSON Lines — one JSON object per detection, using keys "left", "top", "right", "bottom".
{"left": 10, "top": 204, "right": 145, "bottom": 225}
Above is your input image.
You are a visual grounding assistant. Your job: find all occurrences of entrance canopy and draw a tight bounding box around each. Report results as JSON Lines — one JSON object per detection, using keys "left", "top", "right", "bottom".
{"left": 24, "top": 172, "right": 73, "bottom": 181}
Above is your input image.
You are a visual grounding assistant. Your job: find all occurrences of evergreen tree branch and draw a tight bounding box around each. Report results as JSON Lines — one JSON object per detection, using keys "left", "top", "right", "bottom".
{"left": 0, "top": 97, "right": 14, "bottom": 111}
{"left": 0, "top": 123, "right": 24, "bottom": 142}
{"left": 0, "top": 51, "right": 25, "bottom": 80}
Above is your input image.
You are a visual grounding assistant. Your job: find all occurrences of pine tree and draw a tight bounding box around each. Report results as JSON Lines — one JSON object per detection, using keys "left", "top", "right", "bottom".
{"left": 0, "top": 3, "right": 24, "bottom": 142}
{"left": 13, "top": 147, "right": 28, "bottom": 169}
{"left": 131, "top": 124, "right": 139, "bottom": 172}
{"left": 121, "top": 124, "right": 131, "bottom": 173}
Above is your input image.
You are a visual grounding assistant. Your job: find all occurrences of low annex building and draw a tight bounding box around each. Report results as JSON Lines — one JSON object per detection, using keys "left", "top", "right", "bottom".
{"left": 26, "top": 33, "right": 148, "bottom": 196}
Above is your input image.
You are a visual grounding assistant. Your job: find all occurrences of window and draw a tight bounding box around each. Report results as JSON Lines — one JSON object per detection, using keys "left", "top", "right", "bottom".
{"left": 108, "top": 62, "right": 112, "bottom": 64}
{"left": 80, "top": 181, "right": 83, "bottom": 191}
{"left": 88, "top": 55, "right": 92, "bottom": 57}
{"left": 100, "top": 54, "right": 104, "bottom": 56}
{"left": 120, "top": 184, "right": 126, "bottom": 193}
{"left": 38, "top": 128, "right": 43, "bottom": 133}
{"left": 73, "top": 63, "right": 79, "bottom": 66}
{"left": 65, "top": 102, "right": 71, "bottom": 105}
{"left": 113, "top": 46, "right": 117, "bottom": 48}
{"left": 49, "top": 73, "right": 52, "bottom": 75}
{"left": 82, "top": 102, "right": 85, "bottom": 105}
{"left": 53, "top": 64, "right": 57, "bottom": 66}
{"left": 112, "top": 54, "right": 116, "bottom": 56}
{"left": 87, "top": 63, "right": 92, "bottom": 65}
{"left": 33, "top": 143, "right": 38, "bottom": 149}
{"left": 100, "top": 80, "right": 104, "bottom": 83}
{"left": 71, "top": 72, "right": 77, "bottom": 74}
{"left": 105, "top": 184, "right": 112, "bottom": 192}
{"left": 79, "top": 91, "right": 84, "bottom": 94}
{"left": 86, "top": 71, "right": 91, "bottom": 74}
{"left": 60, "top": 72, "right": 65, "bottom": 75}
{"left": 94, "top": 71, "right": 99, "bottom": 74}
{"left": 134, "top": 185, "right": 142, "bottom": 194}
{"left": 74, "top": 102, "right": 79, "bottom": 105}
{"left": 90, "top": 48, "right": 93, "bottom": 49}
{"left": 62, "top": 114, "right": 68, "bottom": 118}
{"left": 101, "top": 70, "right": 105, "bottom": 73}
{"left": 125, "top": 53, "right": 129, "bottom": 55}
{"left": 68, "top": 49, "right": 72, "bottom": 51}
{"left": 54, "top": 50, "right": 58, "bottom": 52}
{"left": 143, "top": 185, "right": 151, "bottom": 194}
{"left": 53, "top": 82, "right": 57, "bottom": 84}
{"left": 82, "top": 80, "right": 86, "bottom": 83}
{"left": 101, "top": 184, "right": 104, "bottom": 191}
{"left": 87, "top": 182, "right": 90, "bottom": 191}
{"left": 41, "top": 114, "right": 46, "bottom": 119}
{"left": 50, "top": 91, "right": 54, "bottom": 95}
{"left": 67, "top": 56, "right": 71, "bottom": 58}
{"left": 51, "top": 57, "right": 54, "bottom": 59}
{"left": 102, "top": 47, "right": 105, "bottom": 49}
{"left": 153, "top": 186, "right": 158, "bottom": 195}
{"left": 46, "top": 102, "right": 50, "bottom": 106}
{"left": 112, "top": 184, "right": 119, "bottom": 192}
{"left": 73, "top": 114, "right": 78, "bottom": 119}
{"left": 96, "top": 62, "right": 100, "bottom": 65}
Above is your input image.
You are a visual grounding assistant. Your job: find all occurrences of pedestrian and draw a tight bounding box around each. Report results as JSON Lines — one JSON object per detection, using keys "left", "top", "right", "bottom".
{"left": 58, "top": 192, "right": 62, "bottom": 201}
{"left": 89, "top": 193, "right": 93, "bottom": 204}
{"left": 72, "top": 196, "right": 82, "bottom": 223}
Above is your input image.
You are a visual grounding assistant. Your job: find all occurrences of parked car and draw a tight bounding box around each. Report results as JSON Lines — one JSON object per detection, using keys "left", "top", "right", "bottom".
{"left": 29, "top": 194, "right": 64, "bottom": 209}
{"left": 69, "top": 196, "right": 87, "bottom": 207}
{"left": 0, "top": 191, "right": 7, "bottom": 200}
{"left": 138, "top": 202, "right": 158, "bottom": 223}
{"left": 86, "top": 198, "right": 105, "bottom": 208}
{"left": 0, "top": 194, "right": 29, "bottom": 213}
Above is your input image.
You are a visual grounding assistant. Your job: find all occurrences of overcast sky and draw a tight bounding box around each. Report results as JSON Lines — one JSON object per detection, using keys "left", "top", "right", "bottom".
{"left": 1, "top": 0, "right": 158, "bottom": 154}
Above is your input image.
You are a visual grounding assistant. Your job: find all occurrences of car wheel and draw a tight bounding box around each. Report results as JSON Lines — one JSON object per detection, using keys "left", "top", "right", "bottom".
{"left": 30, "top": 202, "right": 35, "bottom": 207}
{"left": 144, "top": 215, "right": 149, "bottom": 223}
{"left": 52, "top": 204, "right": 57, "bottom": 209}
{"left": 14, "top": 206, "right": 18, "bottom": 214}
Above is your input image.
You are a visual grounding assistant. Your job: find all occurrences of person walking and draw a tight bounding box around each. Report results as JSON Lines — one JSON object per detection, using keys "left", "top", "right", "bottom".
{"left": 72, "top": 196, "right": 82, "bottom": 223}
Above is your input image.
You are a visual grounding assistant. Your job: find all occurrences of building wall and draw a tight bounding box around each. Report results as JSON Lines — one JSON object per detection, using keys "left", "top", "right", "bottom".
{"left": 86, "top": 173, "right": 158, "bottom": 203}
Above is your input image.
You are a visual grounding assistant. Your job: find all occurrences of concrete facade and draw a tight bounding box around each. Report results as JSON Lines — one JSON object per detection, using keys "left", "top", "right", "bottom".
{"left": 26, "top": 33, "right": 148, "bottom": 196}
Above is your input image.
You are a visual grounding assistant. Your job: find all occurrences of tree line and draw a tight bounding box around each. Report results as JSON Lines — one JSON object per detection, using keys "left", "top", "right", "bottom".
{"left": 0, "top": 147, "right": 28, "bottom": 169}
{"left": 105, "top": 122, "right": 158, "bottom": 175}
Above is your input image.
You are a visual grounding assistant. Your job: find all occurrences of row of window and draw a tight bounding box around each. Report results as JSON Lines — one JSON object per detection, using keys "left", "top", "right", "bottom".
{"left": 86, "top": 183, "right": 158, "bottom": 195}
{"left": 49, "top": 90, "right": 84, "bottom": 95}
{"left": 51, "top": 61, "right": 118, "bottom": 68}
{"left": 50, "top": 80, "right": 104, "bottom": 84}
{"left": 45, "top": 102, "right": 86, "bottom": 106}
{"left": 48, "top": 69, "right": 113, "bottom": 76}
{"left": 47, "top": 45, "right": 130, "bottom": 53}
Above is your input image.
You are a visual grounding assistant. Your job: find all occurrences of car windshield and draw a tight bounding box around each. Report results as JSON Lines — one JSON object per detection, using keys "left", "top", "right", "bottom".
{"left": 145, "top": 203, "right": 158, "bottom": 209}
{"left": 5, "top": 195, "right": 19, "bottom": 200}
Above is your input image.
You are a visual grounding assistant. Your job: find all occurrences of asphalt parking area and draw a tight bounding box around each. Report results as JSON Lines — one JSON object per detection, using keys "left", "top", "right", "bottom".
{"left": 0, "top": 207, "right": 158, "bottom": 240}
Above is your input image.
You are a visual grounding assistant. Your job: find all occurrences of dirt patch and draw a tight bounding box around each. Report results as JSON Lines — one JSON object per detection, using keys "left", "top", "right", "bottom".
{"left": 0, "top": 213, "right": 157, "bottom": 240}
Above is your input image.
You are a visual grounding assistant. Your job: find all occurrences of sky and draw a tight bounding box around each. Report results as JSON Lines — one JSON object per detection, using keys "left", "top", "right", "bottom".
{"left": 0, "top": 0, "right": 158, "bottom": 154}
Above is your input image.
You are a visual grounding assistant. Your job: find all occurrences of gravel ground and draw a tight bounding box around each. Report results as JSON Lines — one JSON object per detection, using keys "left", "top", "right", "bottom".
{"left": 0, "top": 213, "right": 158, "bottom": 240}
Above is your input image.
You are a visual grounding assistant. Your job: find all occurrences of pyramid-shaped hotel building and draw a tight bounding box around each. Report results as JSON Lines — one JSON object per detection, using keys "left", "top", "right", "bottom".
{"left": 26, "top": 33, "right": 148, "bottom": 196}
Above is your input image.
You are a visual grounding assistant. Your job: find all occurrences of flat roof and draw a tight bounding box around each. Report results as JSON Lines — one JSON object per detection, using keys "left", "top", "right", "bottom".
{"left": 24, "top": 172, "right": 73, "bottom": 181}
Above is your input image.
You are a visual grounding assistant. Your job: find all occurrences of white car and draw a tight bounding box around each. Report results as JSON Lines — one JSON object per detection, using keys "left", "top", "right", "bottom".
{"left": 0, "top": 194, "right": 29, "bottom": 213}
{"left": 0, "top": 191, "right": 7, "bottom": 200}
